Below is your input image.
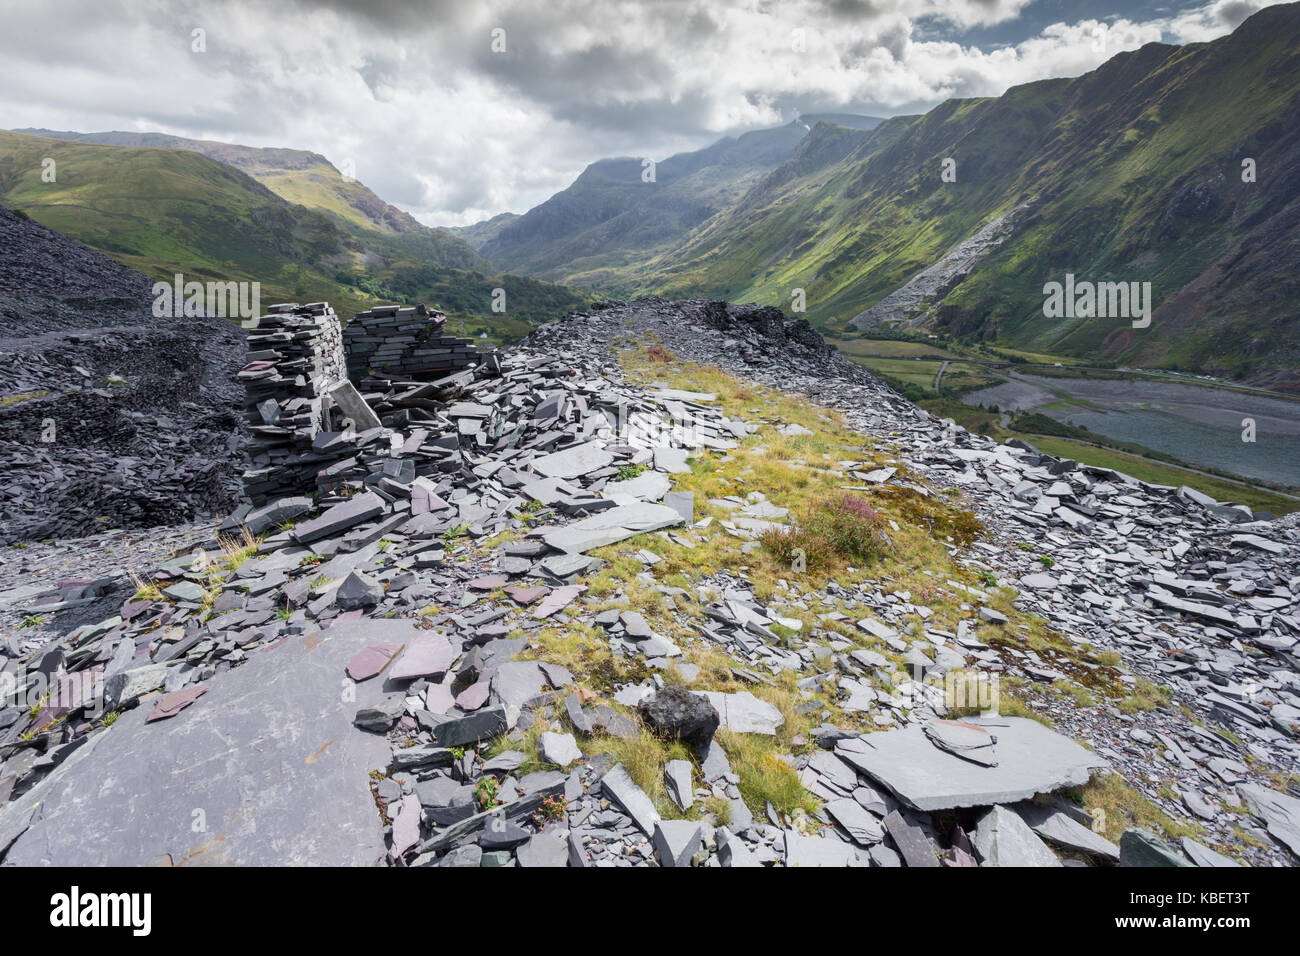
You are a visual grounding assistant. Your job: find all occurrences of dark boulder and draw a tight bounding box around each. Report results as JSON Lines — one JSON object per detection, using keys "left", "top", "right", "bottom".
{"left": 637, "top": 684, "right": 720, "bottom": 749}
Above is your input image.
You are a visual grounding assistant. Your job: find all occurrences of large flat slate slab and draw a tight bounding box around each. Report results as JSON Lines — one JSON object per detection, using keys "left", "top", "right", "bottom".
{"left": 539, "top": 502, "right": 684, "bottom": 554}
{"left": 2, "top": 619, "right": 409, "bottom": 866}
{"left": 835, "top": 718, "right": 1107, "bottom": 812}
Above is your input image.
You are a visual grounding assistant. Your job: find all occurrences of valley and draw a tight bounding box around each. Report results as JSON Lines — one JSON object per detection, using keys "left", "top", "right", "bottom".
{"left": 832, "top": 333, "right": 1300, "bottom": 514}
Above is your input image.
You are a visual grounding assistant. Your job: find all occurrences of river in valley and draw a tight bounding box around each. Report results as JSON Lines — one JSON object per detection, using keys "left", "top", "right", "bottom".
{"left": 961, "top": 373, "right": 1300, "bottom": 487}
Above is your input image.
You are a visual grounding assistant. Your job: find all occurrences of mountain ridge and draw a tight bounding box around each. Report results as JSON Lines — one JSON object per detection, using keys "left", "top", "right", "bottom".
{"left": 476, "top": 4, "right": 1300, "bottom": 390}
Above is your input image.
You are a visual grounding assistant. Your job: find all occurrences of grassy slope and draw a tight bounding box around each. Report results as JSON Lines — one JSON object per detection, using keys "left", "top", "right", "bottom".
{"left": 629, "top": 4, "right": 1300, "bottom": 386}
{"left": 16, "top": 127, "right": 490, "bottom": 270}
{"left": 539, "top": 339, "right": 1215, "bottom": 850}
{"left": 477, "top": 119, "right": 879, "bottom": 285}
{"left": 0, "top": 130, "right": 587, "bottom": 340}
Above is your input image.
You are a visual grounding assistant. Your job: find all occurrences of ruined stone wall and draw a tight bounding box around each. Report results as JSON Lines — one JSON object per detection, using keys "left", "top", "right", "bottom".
{"left": 343, "top": 304, "right": 485, "bottom": 385}
{"left": 238, "top": 300, "right": 494, "bottom": 505}
{"left": 238, "top": 302, "right": 347, "bottom": 504}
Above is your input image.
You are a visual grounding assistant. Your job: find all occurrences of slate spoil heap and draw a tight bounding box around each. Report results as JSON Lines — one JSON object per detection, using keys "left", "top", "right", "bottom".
{"left": 0, "top": 206, "right": 245, "bottom": 544}
{"left": 1, "top": 296, "right": 1297, "bottom": 869}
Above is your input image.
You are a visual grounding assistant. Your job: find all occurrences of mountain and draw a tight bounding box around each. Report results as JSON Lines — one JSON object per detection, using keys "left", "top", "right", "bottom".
{"left": 19, "top": 128, "right": 481, "bottom": 260}
{"left": 624, "top": 4, "right": 1300, "bottom": 389}
{"left": 460, "top": 114, "right": 881, "bottom": 286}
{"left": 0, "top": 129, "right": 588, "bottom": 338}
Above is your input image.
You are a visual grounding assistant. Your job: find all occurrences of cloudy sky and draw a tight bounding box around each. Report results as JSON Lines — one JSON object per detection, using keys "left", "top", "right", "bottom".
{"left": 0, "top": 0, "right": 1282, "bottom": 226}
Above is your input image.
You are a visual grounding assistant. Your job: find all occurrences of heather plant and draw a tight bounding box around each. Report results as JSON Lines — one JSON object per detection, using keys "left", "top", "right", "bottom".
{"left": 761, "top": 492, "right": 889, "bottom": 573}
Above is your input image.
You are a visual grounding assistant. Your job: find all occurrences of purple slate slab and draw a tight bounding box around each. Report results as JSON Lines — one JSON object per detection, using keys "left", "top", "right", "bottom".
{"left": 388, "top": 637, "right": 458, "bottom": 680}
{"left": 534, "top": 585, "right": 585, "bottom": 619}
{"left": 389, "top": 792, "right": 422, "bottom": 861}
{"left": 505, "top": 586, "right": 548, "bottom": 605}
{"left": 455, "top": 680, "right": 490, "bottom": 711}
{"left": 424, "top": 679, "right": 456, "bottom": 715}
{"left": 146, "top": 683, "right": 208, "bottom": 723}
{"left": 1, "top": 620, "right": 407, "bottom": 866}
{"left": 346, "top": 641, "right": 405, "bottom": 681}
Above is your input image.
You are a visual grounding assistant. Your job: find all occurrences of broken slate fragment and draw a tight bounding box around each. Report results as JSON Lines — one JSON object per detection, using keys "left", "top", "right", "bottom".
{"left": 533, "top": 584, "right": 585, "bottom": 619}
{"left": 336, "top": 571, "right": 384, "bottom": 610}
{"left": 145, "top": 683, "right": 208, "bottom": 723}
{"left": 1013, "top": 801, "right": 1119, "bottom": 860}
{"left": 653, "top": 819, "right": 703, "bottom": 867}
{"left": 923, "top": 720, "right": 998, "bottom": 767}
{"left": 1237, "top": 784, "right": 1300, "bottom": 856}
{"left": 602, "top": 763, "right": 661, "bottom": 836}
{"left": 517, "top": 832, "right": 568, "bottom": 867}
{"left": 162, "top": 580, "right": 205, "bottom": 603}
{"left": 971, "top": 805, "right": 1061, "bottom": 867}
{"left": 824, "top": 797, "right": 885, "bottom": 846}
{"left": 346, "top": 642, "right": 404, "bottom": 681}
{"left": 696, "top": 690, "right": 783, "bottom": 735}
{"left": 664, "top": 759, "right": 694, "bottom": 811}
{"left": 388, "top": 637, "right": 458, "bottom": 680}
{"left": 883, "top": 810, "right": 940, "bottom": 867}
{"left": 538, "top": 731, "right": 582, "bottom": 767}
{"left": 540, "top": 502, "right": 684, "bottom": 554}
{"left": 389, "top": 792, "right": 422, "bottom": 861}
{"left": 293, "top": 492, "right": 386, "bottom": 544}
{"left": 431, "top": 707, "right": 508, "bottom": 748}
{"left": 836, "top": 718, "right": 1106, "bottom": 812}
{"left": 354, "top": 694, "right": 405, "bottom": 732}
{"left": 1119, "top": 829, "right": 1193, "bottom": 867}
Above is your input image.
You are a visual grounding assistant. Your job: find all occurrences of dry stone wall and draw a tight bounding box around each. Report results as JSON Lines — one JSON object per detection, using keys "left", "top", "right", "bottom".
{"left": 238, "top": 300, "right": 490, "bottom": 505}
{"left": 239, "top": 302, "right": 347, "bottom": 504}
{"left": 344, "top": 304, "right": 486, "bottom": 386}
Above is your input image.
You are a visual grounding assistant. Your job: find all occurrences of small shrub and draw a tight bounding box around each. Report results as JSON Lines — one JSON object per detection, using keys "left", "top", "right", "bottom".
{"left": 615, "top": 463, "right": 647, "bottom": 481}
{"left": 646, "top": 345, "right": 673, "bottom": 363}
{"left": 762, "top": 492, "right": 889, "bottom": 573}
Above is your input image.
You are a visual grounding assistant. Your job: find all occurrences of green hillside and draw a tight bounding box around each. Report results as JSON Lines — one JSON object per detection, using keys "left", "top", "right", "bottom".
{"left": 0, "top": 130, "right": 588, "bottom": 339}
{"left": 19, "top": 127, "right": 488, "bottom": 269}
{"left": 468, "top": 115, "right": 881, "bottom": 286}
{"left": 503, "top": 4, "right": 1300, "bottom": 389}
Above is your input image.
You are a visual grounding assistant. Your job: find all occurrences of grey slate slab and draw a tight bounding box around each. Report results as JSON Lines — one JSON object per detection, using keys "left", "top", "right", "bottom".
{"left": 1013, "top": 801, "right": 1119, "bottom": 859}
{"left": 883, "top": 810, "right": 940, "bottom": 867}
{"left": 540, "top": 502, "right": 684, "bottom": 554}
{"left": 836, "top": 718, "right": 1107, "bottom": 812}
{"left": 601, "top": 763, "right": 661, "bottom": 836}
{"left": 971, "top": 805, "right": 1061, "bottom": 867}
{"left": 2, "top": 620, "right": 394, "bottom": 866}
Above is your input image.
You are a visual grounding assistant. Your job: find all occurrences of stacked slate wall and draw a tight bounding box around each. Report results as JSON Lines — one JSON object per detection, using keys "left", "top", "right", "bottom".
{"left": 343, "top": 304, "right": 485, "bottom": 385}
{"left": 238, "top": 302, "right": 348, "bottom": 504}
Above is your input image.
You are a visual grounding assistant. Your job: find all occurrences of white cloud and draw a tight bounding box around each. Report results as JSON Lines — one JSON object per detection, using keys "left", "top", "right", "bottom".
{"left": 0, "top": 0, "right": 1285, "bottom": 226}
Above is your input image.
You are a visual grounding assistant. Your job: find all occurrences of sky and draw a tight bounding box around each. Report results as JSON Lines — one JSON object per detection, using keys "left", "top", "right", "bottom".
{"left": 0, "top": 0, "right": 1283, "bottom": 227}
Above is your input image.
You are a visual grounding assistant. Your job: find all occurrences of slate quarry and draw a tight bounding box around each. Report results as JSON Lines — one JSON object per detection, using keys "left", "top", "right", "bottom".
{"left": 0, "top": 206, "right": 245, "bottom": 543}
{"left": 1, "top": 294, "right": 1297, "bottom": 868}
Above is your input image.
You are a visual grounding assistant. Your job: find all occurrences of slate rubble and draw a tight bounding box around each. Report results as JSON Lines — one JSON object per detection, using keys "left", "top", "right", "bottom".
{"left": 1, "top": 295, "right": 1297, "bottom": 867}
